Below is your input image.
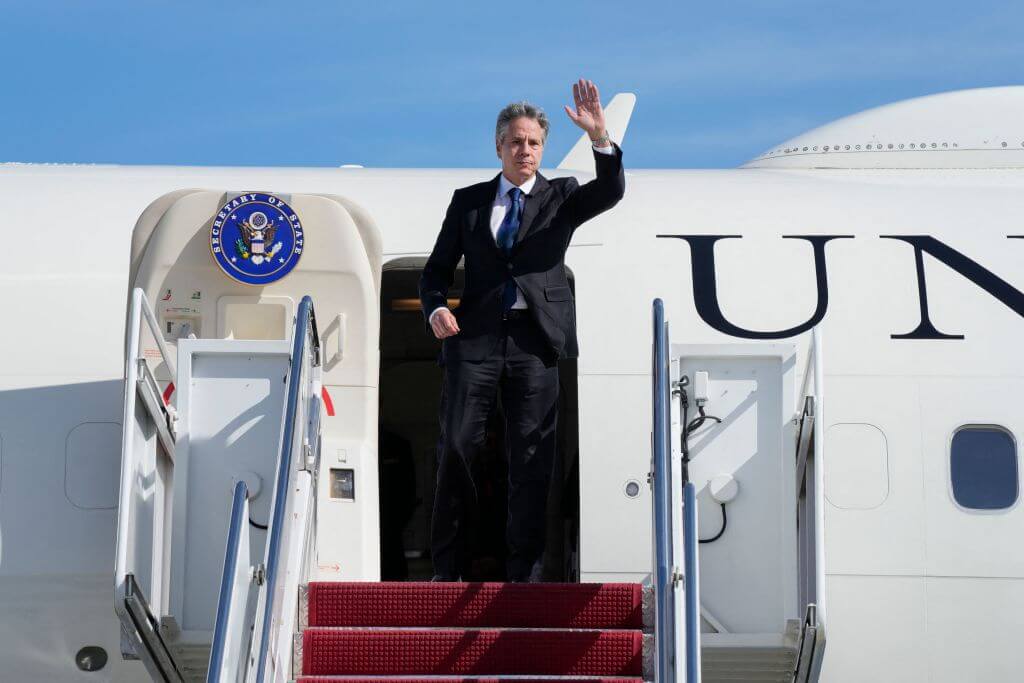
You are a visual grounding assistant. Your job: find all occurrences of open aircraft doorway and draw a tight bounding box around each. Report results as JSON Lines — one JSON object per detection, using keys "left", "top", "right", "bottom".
{"left": 378, "top": 258, "right": 581, "bottom": 582}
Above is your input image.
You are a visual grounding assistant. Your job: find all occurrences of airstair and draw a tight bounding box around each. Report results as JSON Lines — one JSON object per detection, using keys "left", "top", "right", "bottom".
{"left": 650, "top": 299, "right": 827, "bottom": 683}
{"left": 114, "top": 289, "right": 651, "bottom": 682}
{"left": 113, "top": 294, "right": 826, "bottom": 683}
{"left": 111, "top": 187, "right": 827, "bottom": 683}
{"left": 115, "top": 290, "right": 324, "bottom": 681}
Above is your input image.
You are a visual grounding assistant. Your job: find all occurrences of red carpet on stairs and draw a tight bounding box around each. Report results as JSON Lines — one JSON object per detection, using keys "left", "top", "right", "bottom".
{"left": 297, "top": 679, "right": 642, "bottom": 683}
{"left": 298, "top": 582, "right": 648, "bottom": 681}
{"left": 307, "top": 582, "right": 644, "bottom": 629}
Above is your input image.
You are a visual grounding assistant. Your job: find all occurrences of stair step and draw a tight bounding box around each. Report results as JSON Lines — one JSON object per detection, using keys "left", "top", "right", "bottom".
{"left": 305, "top": 583, "right": 645, "bottom": 630}
{"left": 701, "top": 646, "right": 799, "bottom": 683}
{"left": 701, "top": 676, "right": 794, "bottom": 683}
{"left": 295, "top": 678, "right": 646, "bottom": 683}
{"left": 299, "top": 628, "right": 646, "bottom": 677}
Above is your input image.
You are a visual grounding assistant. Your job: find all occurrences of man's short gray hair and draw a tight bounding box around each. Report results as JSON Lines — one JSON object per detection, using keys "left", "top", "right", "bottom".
{"left": 495, "top": 101, "right": 549, "bottom": 145}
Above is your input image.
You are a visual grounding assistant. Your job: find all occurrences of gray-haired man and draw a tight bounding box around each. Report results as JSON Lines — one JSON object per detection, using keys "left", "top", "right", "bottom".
{"left": 419, "top": 79, "right": 625, "bottom": 581}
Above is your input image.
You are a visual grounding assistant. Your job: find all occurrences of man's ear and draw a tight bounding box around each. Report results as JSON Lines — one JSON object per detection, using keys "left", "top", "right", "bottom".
{"left": 495, "top": 140, "right": 502, "bottom": 159}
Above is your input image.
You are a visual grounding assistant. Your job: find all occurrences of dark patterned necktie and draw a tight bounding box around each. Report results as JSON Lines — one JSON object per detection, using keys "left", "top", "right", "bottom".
{"left": 496, "top": 187, "right": 522, "bottom": 310}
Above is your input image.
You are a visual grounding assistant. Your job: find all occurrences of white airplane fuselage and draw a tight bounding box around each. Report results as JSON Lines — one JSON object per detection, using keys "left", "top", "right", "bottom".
{"left": 4, "top": 88, "right": 1024, "bottom": 682}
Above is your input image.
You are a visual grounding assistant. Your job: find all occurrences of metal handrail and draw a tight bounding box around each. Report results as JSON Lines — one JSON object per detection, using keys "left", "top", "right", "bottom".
{"left": 797, "top": 327, "right": 827, "bottom": 632}
{"left": 117, "top": 286, "right": 179, "bottom": 606}
{"left": 810, "top": 327, "right": 826, "bottom": 631}
{"left": 136, "top": 286, "right": 178, "bottom": 376}
{"left": 254, "top": 296, "right": 320, "bottom": 682}
{"left": 114, "top": 287, "right": 183, "bottom": 681}
{"left": 651, "top": 299, "right": 676, "bottom": 682}
{"left": 682, "top": 481, "right": 701, "bottom": 683}
{"left": 797, "top": 328, "right": 817, "bottom": 410}
{"left": 207, "top": 481, "right": 250, "bottom": 683}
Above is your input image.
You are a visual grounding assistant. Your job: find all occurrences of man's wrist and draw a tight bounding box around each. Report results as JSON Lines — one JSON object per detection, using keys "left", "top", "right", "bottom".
{"left": 589, "top": 129, "right": 611, "bottom": 145}
{"left": 428, "top": 306, "right": 448, "bottom": 324}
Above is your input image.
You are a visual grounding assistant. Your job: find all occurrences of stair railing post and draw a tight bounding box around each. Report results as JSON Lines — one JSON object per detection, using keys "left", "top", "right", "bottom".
{"left": 114, "top": 288, "right": 185, "bottom": 682}
{"left": 207, "top": 481, "right": 253, "bottom": 683}
{"left": 811, "top": 326, "right": 826, "bottom": 631}
{"left": 682, "top": 481, "right": 701, "bottom": 683}
{"left": 250, "top": 296, "right": 321, "bottom": 683}
{"left": 651, "top": 299, "right": 676, "bottom": 682}
{"left": 795, "top": 326, "right": 828, "bottom": 680}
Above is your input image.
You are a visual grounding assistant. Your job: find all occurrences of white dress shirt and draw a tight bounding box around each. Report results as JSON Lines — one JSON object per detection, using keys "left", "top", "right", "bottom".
{"left": 429, "top": 142, "right": 615, "bottom": 325}
{"left": 493, "top": 173, "right": 536, "bottom": 310}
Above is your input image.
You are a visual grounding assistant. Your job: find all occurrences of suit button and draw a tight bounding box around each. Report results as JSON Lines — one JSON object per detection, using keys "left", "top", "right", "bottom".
{"left": 506, "top": 263, "right": 514, "bottom": 272}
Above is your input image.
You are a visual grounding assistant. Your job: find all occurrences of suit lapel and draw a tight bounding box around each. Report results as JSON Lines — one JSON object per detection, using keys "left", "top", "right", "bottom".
{"left": 515, "top": 172, "right": 551, "bottom": 245}
{"left": 472, "top": 174, "right": 501, "bottom": 249}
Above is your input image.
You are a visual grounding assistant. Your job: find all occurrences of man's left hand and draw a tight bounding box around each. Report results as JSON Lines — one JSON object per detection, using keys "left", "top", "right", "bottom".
{"left": 564, "top": 78, "right": 608, "bottom": 141}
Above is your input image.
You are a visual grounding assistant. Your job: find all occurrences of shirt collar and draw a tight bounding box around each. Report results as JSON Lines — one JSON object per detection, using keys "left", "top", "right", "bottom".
{"left": 498, "top": 173, "right": 537, "bottom": 198}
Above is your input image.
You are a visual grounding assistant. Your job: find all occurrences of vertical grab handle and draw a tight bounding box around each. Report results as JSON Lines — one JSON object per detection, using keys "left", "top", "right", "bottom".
{"left": 651, "top": 299, "right": 676, "bottom": 682}
{"left": 682, "top": 481, "right": 701, "bottom": 683}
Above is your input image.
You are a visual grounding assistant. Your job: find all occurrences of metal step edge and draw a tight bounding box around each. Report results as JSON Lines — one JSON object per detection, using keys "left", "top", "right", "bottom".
{"left": 704, "top": 675, "right": 790, "bottom": 679}
{"left": 704, "top": 651, "right": 798, "bottom": 659}
{"left": 702, "top": 652, "right": 798, "bottom": 664}
{"left": 703, "top": 657, "right": 798, "bottom": 666}
{"left": 299, "top": 583, "right": 309, "bottom": 631}
{"left": 703, "top": 662, "right": 798, "bottom": 671}
{"left": 704, "top": 668, "right": 797, "bottom": 673}
{"left": 169, "top": 642, "right": 212, "bottom": 682}
{"left": 640, "top": 586, "right": 653, "bottom": 633}
{"left": 299, "top": 626, "right": 647, "bottom": 633}
{"left": 703, "top": 669, "right": 796, "bottom": 676}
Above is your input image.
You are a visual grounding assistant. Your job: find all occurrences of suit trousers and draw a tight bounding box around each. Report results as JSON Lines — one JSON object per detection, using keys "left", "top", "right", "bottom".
{"left": 431, "top": 314, "right": 559, "bottom": 581}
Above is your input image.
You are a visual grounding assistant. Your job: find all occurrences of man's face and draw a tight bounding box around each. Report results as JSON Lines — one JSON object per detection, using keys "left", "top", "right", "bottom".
{"left": 496, "top": 117, "right": 545, "bottom": 186}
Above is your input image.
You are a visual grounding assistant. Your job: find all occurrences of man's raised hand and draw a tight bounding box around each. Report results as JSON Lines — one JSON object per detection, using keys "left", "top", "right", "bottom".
{"left": 564, "top": 78, "right": 607, "bottom": 141}
{"left": 431, "top": 308, "right": 460, "bottom": 340}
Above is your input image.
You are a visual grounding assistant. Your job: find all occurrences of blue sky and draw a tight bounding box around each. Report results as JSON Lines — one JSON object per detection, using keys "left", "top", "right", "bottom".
{"left": 2, "top": 1, "right": 1021, "bottom": 168}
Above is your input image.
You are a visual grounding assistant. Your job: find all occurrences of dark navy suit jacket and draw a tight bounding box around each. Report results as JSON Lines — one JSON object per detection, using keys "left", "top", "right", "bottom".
{"left": 419, "top": 144, "right": 625, "bottom": 362}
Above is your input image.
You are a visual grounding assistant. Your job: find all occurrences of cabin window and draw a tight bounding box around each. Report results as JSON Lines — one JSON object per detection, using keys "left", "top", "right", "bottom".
{"left": 950, "top": 426, "right": 1018, "bottom": 511}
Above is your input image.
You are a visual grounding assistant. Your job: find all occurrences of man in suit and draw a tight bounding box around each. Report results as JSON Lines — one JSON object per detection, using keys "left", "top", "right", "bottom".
{"left": 419, "top": 79, "right": 625, "bottom": 581}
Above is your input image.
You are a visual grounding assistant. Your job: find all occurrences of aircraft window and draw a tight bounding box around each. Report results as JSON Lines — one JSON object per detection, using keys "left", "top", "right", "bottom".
{"left": 950, "top": 426, "right": 1018, "bottom": 511}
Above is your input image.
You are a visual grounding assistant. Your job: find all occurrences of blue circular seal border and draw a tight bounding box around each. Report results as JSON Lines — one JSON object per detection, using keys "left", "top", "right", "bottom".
{"left": 210, "top": 192, "right": 304, "bottom": 286}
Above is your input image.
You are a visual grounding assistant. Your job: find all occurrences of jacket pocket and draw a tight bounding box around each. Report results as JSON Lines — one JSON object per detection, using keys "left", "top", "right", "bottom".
{"left": 544, "top": 285, "right": 572, "bottom": 302}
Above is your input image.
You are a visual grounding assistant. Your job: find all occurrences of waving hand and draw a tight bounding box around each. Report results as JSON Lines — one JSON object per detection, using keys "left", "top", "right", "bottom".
{"left": 564, "top": 78, "right": 608, "bottom": 141}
